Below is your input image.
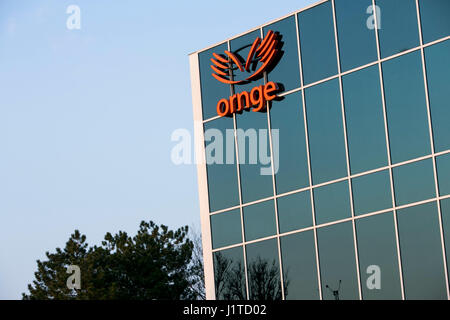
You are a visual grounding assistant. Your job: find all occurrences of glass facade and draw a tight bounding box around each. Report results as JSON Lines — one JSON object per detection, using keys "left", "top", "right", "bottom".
{"left": 193, "top": 0, "right": 450, "bottom": 300}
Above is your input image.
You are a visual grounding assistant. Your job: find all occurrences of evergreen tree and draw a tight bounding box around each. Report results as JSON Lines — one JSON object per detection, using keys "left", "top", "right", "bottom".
{"left": 23, "top": 221, "right": 204, "bottom": 300}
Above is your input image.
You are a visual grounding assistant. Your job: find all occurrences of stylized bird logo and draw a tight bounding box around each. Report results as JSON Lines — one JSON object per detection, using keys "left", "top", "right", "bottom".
{"left": 211, "top": 30, "right": 280, "bottom": 85}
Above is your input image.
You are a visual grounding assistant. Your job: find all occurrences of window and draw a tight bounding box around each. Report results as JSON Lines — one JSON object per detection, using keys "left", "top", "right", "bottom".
{"left": 382, "top": 51, "right": 431, "bottom": 163}
{"left": 270, "top": 91, "right": 309, "bottom": 194}
{"left": 356, "top": 212, "right": 402, "bottom": 300}
{"left": 425, "top": 40, "right": 450, "bottom": 153}
{"left": 263, "top": 15, "right": 301, "bottom": 91}
{"left": 343, "top": 65, "right": 388, "bottom": 174}
{"left": 314, "top": 180, "right": 351, "bottom": 225}
{"left": 214, "top": 246, "right": 246, "bottom": 300}
{"left": 243, "top": 200, "right": 277, "bottom": 242}
{"left": 236, "top": 110, "right": 273, "bottom": 204}
{"left": 376, "top": 0, "right": 420, "bottom": 58}
{"left": 305, "top": 79, "right": 347, "bottom": 184}
{"left": 246, "top": 239, "right": 282, "bottom": 300}
{"left": 211, "top": 209, "right": 242, "bottom": 249}
{"left": 280, "top": 231, "right": 319, "bottom": 300}
{"left": 204, "top": 118, "right": 240, "bottom": 212}
{"left": 393, "top": 159, "right": 435, "bottom": 206}
{"left": 352, "top": 170, "right": 392, "bottom": 216}
{"left": 317, "top": 222, "right": 359, "bottom": 300}
{"left": 397, "top": 202, "right": 447, "bottom": 299}
{"left": 199, "top": 42, "right": 231, "bottom": 120}
{"left": 297, "top": 1, "right": 338, "bottom": 84}
{"left": 436, "top": 153, "right": 450, "bottom": 196}
{"left": 335, "top": 0, "right": 378, "bottom": 71}
{"left": 419, "top": 0, "right": 450, "bottom": 43}
{"left": 277, "top": 191, "right": 312, "bottom": 233}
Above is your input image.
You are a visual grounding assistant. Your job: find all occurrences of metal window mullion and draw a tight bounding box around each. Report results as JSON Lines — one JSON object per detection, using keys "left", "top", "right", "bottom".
{"left": 331, "top": 0, "right": 363, "bottom": 300}
{"left": 415, "top": 0, "right": 450, "bottom": 300}
{"left": 372, "top": 0, "right": 406, "bottom": 300}
{"left": 295, "top": 12, "right": 323, "bottom": 300}
{"left": 227, "top": 38, "right": 250, "bottom": 300}
{"left": 259, "top": 26, "right": 286, "bottom": 301}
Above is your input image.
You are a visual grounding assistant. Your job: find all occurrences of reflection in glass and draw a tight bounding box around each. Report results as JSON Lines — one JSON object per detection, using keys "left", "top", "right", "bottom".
{"left": 314, "top": 180, "right": 351, "bottom": 225}
{"left": 397, "top": 202, "right": 447, "bottom": 299}
{"left": 199, "top": 42, "right": 231, "bottom": 120}
{"left": 356, "top": 212, "right": 402, "bottom": 300}
{"left": 305, "top": 79, "right": 347, "bottom": 184}
{"left": 243, "top": 200, "right": 276, "bottom": 242}
{"left": 376, "top": 0, "right": 420, "bottom": 58}
{"left": 270, "top": 91, "right": 309, "bottom": 194}
{"left": 317, "top": 222, "right": 359, "bottom": 300}
{"left": 280, "top": 231, "right": 319, "bottom": 300}
{"left": 214, "top": 246, "right": 246, "bottom": 300}
{"left": 211, "top": 209, "right": 242, "bottom": 249}
{"left": 393, "top": 159, "right": 435, "bottom": 206}
{"left": 335, "top": 0, "right": 378, "bottom": 71}
{"left": 425, "top": 40, "right": 450, "bottom": 153}
{"left": 352, "top": 170, "right": 392, "bottom": 216}
{"left": 419, "top": 0, "right": 450, "bottom": 43}
{"left": 277, "top": 191, "right": 312, "bottom": 234}
{"left": 437, "top": 153, "right": 450, "bottom": 196}
{"left": 343, "top": 65, "right": 388, "bottom": 174}
{"left": 297, "top": 2, "right": 338, "bottom": 84}
{"left": 246, "top": 239, "right": 283, "bottom": 300}
{"left": 263, "top": 15, "right": 301, "bottom": 91}
{"left": 204, "top": 118, "right": 240, "bottom": 212}
{"left": 382, "top": 51, "right": 431, "bottom": 163}
{"left": 236, "top": 110, "right": 273, "bottom": 204}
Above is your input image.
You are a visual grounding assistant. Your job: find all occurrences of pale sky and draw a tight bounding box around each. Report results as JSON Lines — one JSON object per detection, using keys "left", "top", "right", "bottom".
{"left": 0, "top": 0, "right": 316, "bottom": 299}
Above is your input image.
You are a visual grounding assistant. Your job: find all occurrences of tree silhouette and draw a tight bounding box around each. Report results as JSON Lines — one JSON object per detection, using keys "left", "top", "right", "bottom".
{"left": 23, "top": 221, "right": 203, "bottom": 300}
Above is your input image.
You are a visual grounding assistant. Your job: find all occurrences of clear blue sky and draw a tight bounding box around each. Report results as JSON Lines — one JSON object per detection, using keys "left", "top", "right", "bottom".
{"left": 0, "top": 0, "right": 315, "bottom": 299}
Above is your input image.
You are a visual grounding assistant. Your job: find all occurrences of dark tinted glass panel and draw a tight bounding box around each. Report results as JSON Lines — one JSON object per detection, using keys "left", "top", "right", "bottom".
{"left": 270, "top": 91, "right": 309, "bottom": 194}
{"left": 305, "top": 79, "right": 347, "bottom": 184}
{"left": 298, "top": 2, "right": 338, "bottom": 84}
{"left": 243, "top": 200, "right": 276, "bottom": 242}
{"left": 335, "top": 0, "right": 378, "bottom": 71}
{"left": 236, "top": 111, "right": 273, "bottom": 204}
{"left": 425, "top": 40, "right": 450, "bottom": 152}
{"left": 393, "top": 159, "right": 435, "bottom": 206}
{"left": 211, "top": 209, "right": 242, "bottom": 249}
{"left": 317, "top": 222, "right": 359, "bottom": 300}
{"left": 356, "top": 212, "right": 402, "bottom": 300}
{"left": 376, "top": 0, "right": 420, "bottom": 58}
{"left": 352, "top": 170, "right": 392, "bottom": 216}
{"left": 199, "top": 43, "right": 231, "bottom": 120}
{"left": 264, "top": 16, "right": 301, "bottom": 91}
{"left": 277, "top": 191, "right": 312, "bottom": 233}
{"left": 214, "top": 246, "right": 246, "bottom": 300}
{"left": 419, "top": 0, "right": 450, "bottom": 43}
{"left": 246, "top": 239, "right": 282, "bottom": 300}
{"left": 204, "top": 118, "right": 240, "bottom": 212}
{"left": 314, "top": 180, "right": 351, "bottom": 225}
{"left": 440, "top": 199, "right": 450, "bottom": 278}
{"left": 382, "top": 51, "right": 431, "bottom": 163}
{"left": 397, "top": 202, "right": 447, "bottom": 299}
{"left": 230, "top": 30, "right": 264, "bottom": 95}
{"left": 343, "top": 65, "right": 388, "bottom": 174}
{"left": 280, "top": 231, "right": 319, "bottom": 299}
{"left": 437, "top": 153, "right": 450, "bottom": 196}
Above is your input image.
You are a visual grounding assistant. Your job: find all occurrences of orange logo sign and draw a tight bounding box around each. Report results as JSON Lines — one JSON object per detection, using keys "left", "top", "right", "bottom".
{"left": 211, "top": 30, "right": 280, "bottom": 85}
